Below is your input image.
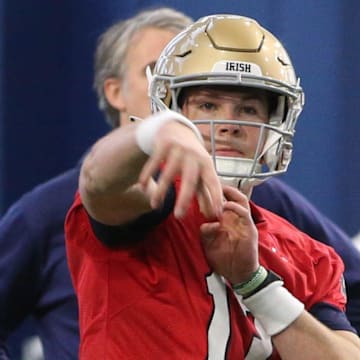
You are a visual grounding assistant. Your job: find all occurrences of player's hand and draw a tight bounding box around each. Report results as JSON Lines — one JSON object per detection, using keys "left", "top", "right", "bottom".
{"left": 138, "top": 120, "right": 223, "bottom": 219}
{"left": 200, "top": 185, "right": 259, "bottom": 284}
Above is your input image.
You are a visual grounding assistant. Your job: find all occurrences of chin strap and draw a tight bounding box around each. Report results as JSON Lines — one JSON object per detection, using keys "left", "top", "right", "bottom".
{"left": 215, "top": 156, "right": 261, "bottom": 176}
{"left": 216, "top": 156, "right": 264, "bottom": 197}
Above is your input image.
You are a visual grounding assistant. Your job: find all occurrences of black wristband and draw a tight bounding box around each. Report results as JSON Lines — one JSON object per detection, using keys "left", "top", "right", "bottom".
{"left": 242, "top": 269, "right": 283, "bottom": 299}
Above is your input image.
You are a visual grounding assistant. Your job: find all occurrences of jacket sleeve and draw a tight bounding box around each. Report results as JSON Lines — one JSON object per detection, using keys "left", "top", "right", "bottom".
{"left": 0, "top": 198, "right": 43, "bottom": 355}
{"left": 0, "top": 340, "right": 9, "bottom": 360}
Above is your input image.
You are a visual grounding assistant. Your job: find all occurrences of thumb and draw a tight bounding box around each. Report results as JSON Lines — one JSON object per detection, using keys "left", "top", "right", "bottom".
{"left": 200, "top": 222, "right": 220, "bottom": 244}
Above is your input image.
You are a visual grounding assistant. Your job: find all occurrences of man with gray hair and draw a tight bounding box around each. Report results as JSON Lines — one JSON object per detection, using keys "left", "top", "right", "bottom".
{"left": 93, "top": 7, "right": 192, "bottom": 128}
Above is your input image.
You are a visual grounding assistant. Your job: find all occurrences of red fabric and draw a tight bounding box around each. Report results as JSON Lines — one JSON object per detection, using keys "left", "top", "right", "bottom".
{"left": 65, "top": 181, "right": 345, "bottom": 359}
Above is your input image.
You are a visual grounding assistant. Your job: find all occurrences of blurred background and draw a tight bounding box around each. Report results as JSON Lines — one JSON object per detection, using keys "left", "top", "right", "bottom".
{"left": 1, "top": 0, "right": 359, "bottom": 358}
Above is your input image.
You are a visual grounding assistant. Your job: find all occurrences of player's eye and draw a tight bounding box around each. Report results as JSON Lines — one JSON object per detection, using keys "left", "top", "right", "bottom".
{"left": 241, "top": 106, "right": 257, "bottom": 115}
{"left": 199, "top": 102, "right": 217, "bottom": 111}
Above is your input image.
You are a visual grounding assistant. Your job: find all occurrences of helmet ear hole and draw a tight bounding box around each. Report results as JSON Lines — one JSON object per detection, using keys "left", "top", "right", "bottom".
{"left": 176, "top": 89, "right": 185, "bottom": 109}
{"left": 268, "top": 92, "right": 280, "bottom": 117}
{"left": 269, "top": 96, "right": 286, "bottom": 126}
{"left": 277, "top": 143, "right": 293, "bottom": 171}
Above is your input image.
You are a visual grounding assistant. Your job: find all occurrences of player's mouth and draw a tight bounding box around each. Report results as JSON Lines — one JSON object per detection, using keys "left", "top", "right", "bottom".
{"left": 216, "top": 148, "right": 244, "bottom": 157}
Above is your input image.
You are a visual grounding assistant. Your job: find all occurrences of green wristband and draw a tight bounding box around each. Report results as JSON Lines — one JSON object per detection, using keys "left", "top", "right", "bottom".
{"left": 232, "top": 266, "right": 268, "bottom": 297}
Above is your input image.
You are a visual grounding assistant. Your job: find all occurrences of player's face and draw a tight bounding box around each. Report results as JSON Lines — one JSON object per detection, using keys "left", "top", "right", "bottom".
{"left": 120, "top": 27, "right": 177, "bottom": 126}
{"left": 181, "top": 86, "right": 271, "bottom": 159}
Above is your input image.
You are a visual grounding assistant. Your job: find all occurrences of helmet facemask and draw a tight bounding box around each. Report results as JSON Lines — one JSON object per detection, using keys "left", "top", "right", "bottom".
{"left": 150, "top": 15, "right": 304, "bottom": 192}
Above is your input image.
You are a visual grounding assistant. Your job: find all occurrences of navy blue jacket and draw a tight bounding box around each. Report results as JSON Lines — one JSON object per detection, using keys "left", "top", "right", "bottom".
{"left": 0, "top": 169, "right": 359, "bottom": 359}
{"left": 0, "top": 168, "right": 80, "bottom": 359}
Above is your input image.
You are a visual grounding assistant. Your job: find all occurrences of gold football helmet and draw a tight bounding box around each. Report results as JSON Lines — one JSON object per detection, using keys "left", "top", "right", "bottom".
{"left": 149, "top": 14, "right": 304, "bottom": 190}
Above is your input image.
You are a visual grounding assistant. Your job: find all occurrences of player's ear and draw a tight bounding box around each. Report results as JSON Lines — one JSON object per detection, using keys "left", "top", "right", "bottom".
{"left": 103, "top": 77, "right": 126, "bottom": 111}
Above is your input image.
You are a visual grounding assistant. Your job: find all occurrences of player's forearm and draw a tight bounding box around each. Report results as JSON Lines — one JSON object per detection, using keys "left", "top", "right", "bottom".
{"left": 235, "top": 273, "right": 360, "bottom": 358}
{"left": 80, "top": 124, "right": 147, "bottom": 199}
{"left": 79, "top": 124, "right": 151, "bottom": 224}
{"left": 273, "top": 311, "right": 360, "bottom": 359}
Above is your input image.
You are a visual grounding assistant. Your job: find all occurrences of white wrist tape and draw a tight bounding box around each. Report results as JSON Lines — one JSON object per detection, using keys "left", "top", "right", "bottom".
{"left": 241, "top": 281, "right": 304, "bottom": 336}
{"left": 135, "top": 110, "right": 203, "bottom": 155}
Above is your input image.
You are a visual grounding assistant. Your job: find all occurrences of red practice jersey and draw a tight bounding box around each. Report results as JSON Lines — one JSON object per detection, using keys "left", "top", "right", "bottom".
{"left": 65, "top": 179, "right": 350, "bottom": 359}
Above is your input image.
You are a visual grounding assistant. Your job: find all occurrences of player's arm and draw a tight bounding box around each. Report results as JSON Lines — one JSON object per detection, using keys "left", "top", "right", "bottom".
{"left": 80, "top": 111, "right": 223, "bottom": 226}
{"left": 269, "top": 242, "right": 360, "bottom": 358}
{"left": 247, "top": 250, "right": 360, "bottom": 358}
{"left": 80, "top": 122, "right": 151, "bottom": 225}
{"left": 272, "top": 312, "right": 360, "bottom": 359}
{"left": 235, "top": 265, "right": 360, "bottom": 359}
{"left": 236, "top": 273, "right": 360, "bottom": 359}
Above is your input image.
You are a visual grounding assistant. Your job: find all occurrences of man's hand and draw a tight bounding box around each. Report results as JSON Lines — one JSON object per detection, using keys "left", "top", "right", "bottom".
{"left": 138, "top": 120, "right": 223, "bottom": 219}
{"left": 200, "top": 185, "right": 259, "bottom": 284}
